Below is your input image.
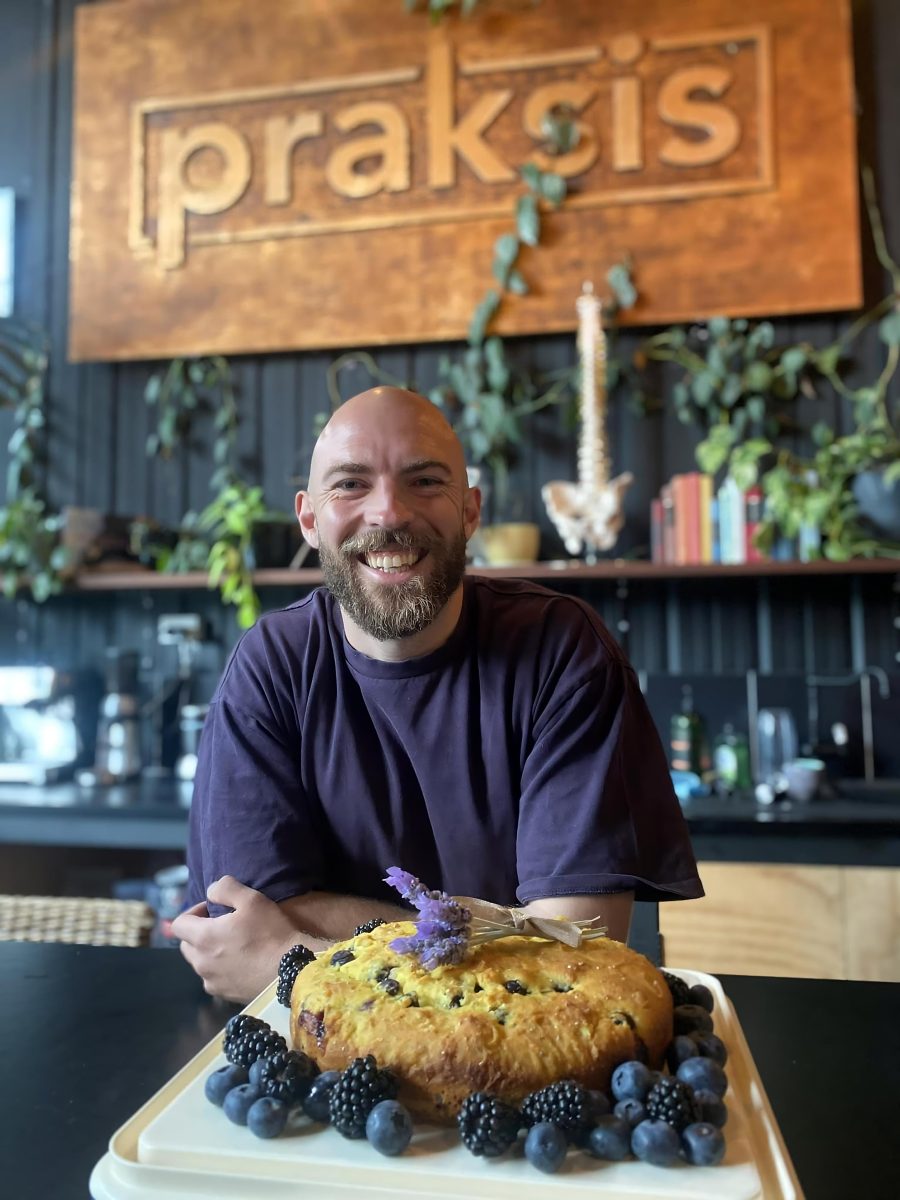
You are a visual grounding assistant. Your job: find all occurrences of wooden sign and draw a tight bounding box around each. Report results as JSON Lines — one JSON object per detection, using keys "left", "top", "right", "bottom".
{"left": 69, "top": 0, "right": 860, "bottom": 361}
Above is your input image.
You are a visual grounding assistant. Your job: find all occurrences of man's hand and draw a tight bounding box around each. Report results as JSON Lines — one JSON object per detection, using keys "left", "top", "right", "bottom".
{"left": 171, "top": 876, "right": 327, "bottom": 1003}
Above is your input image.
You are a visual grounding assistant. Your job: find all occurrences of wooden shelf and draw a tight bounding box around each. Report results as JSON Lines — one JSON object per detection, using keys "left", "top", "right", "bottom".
{"left": 70, "top": 558, "right": 900, "bottom": 591}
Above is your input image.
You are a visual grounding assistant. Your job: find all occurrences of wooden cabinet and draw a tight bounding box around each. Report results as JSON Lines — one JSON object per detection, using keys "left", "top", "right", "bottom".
{"left": 659, "top": 862, "right": 900, "bottom": 982}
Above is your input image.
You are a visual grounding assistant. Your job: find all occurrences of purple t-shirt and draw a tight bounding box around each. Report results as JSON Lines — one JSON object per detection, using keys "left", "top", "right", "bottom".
{"left": 186, "top": 576, "right": 702, "bottom": 909}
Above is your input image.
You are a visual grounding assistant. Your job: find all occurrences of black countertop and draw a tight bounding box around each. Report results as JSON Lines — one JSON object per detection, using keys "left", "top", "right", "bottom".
{"left": 1, "top": 942, "right": 897, "bottom": 1200}
{"left": 2, "top": 778, "right": 899, "bottom": 865}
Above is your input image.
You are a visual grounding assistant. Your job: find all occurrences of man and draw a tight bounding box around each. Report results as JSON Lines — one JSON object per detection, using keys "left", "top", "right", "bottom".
{"left": 174, "top": 386, "right": 702, "bottom": 1002}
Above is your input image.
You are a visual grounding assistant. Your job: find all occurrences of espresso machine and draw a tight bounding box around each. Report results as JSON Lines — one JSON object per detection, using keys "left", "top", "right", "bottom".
{"left": 77, "top": 649, "right": 143, "bottom": 785}
{"left": 0, "top": 666, "right": 101, "bottom": 784}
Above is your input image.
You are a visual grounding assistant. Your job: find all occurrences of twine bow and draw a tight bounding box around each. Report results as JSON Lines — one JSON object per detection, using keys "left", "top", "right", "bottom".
{"left": 453, "top": 896, "right": 608, "bottom": 950}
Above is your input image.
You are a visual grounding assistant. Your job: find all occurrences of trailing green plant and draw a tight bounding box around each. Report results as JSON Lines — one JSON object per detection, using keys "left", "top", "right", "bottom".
{"left": 144, "top": 355, "right": 240, "bottom": 492}
{"left": 197, "top": 481, "right": 272, "bottom": 629}
{"left": 142, "top": 355, "right": 294, "bottom": 626}
{"left": 325, "top": 101, "right": 636, "bottom": 523}
{"left": 0, "top": 318, "right": 70, "bottom": 600}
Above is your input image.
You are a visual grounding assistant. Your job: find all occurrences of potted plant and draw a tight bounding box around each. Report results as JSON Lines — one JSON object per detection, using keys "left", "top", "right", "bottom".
{"left": 196, "top": 481, "right": 301, "bottom": 628}
{"left": 633, "top": 169, "right": 900, "bottom": 561}
{"left": 0, "top": 318, "right": 70, "bottom": 600}
{"left": 141, "top": 355, "right": 301, "bottom": 626}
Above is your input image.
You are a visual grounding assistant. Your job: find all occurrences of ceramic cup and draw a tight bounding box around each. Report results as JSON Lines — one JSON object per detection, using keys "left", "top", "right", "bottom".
{"left": 782, "top": 757, "right": 826, "bottom": 802}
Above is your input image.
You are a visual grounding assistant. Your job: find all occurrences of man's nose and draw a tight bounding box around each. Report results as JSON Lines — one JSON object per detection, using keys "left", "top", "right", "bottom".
{"left": 363, "top": 479, "right": 412, "bottom": 527}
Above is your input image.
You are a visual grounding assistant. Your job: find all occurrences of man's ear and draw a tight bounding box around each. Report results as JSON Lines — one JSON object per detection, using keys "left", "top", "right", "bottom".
{"left": 463, "top": 485, "right": 482, "bottom": 541}
{"left": 296, "top": 491, "right": 319, "bottom": 549}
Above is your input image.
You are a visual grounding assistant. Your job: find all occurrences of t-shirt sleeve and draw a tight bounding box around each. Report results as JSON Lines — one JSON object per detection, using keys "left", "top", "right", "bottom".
{"left": 185, "top": 633, "right": 326, "bottom": 910}
{"left": 515, "top": 657, "right": 704, "bottom": 906}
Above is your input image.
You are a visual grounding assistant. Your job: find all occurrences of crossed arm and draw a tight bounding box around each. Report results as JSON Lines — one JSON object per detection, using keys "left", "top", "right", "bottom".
{"left": 171, "top": 877, "right": 634, "bottom": 1004}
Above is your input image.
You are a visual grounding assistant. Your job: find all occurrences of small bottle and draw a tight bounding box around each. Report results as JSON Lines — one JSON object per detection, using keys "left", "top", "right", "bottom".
{"left": 714, "top": 724, "right": 752, "bottom": 794}
{"left": 670, "top": 685, "right": 706, "bottom": 775}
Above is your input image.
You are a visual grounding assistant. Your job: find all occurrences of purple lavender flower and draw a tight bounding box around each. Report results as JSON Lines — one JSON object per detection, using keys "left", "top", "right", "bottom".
{"left": 383, "top": 867, "right": 427, "bottom": 904}
{"left": 383, "top": 867, "right": 471, "bottom": 970}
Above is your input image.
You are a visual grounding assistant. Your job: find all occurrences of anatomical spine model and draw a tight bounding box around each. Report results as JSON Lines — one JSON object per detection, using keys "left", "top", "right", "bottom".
{"left": 542, "top": 283, "right": 633, "bottom": 559}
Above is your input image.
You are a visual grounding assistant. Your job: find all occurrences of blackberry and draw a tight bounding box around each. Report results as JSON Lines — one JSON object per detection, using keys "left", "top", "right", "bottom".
{"left": 521, "top": 1080, "right": 592, "bottom": 1141}
{"left": 276, "top": 944, "right": 316, "bottom": 1007}
{"left": 457, "top": 1092, "right": 521, "bottom": 1157}
{"left": 223, "top": 1015, "right": 287, "bottom": 1068}
{"left": 354, "top": 918, "right": 386, "bottom": 935}
{"left": 662, "top": 971, "right": 691, "bottom": 1008}
{"left": 645, "top": 1075, "right": 701, "bottom": 1132}
{"left": 329, "top": 1055, "right": 398, "bottom": 1139}
{"left": 258, "top": 1049, "right": 320, "bottom": 1105}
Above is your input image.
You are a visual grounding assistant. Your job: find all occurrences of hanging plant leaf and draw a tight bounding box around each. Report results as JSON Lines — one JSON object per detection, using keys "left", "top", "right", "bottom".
{"left": 516, "top": 194, "right": 540, "bottom": 246}
{"left": 468, "top": 289, "right": 501, "bottom": 346}
{"left": 537, "top": 171, "right": 567, "bottom": 207}
{"left": 780, "top": 346, "right": 807, "bottom": 373}
{"left": 491, "top": 233, "right": 520, "bottom": 286}
{"left": 519, "top": 162, "right": 542, "bottom": 192}
{"left": 506, "top": 268, "right": 529, "bottom": 295}
{"left": 607, "top": 263, "right": 637, "bottom": 310}
{"left": 812, "top": 421, "right": 833, "bottom": 447}
{"left": 878, "top": 309, "right": 900, "bottom": 346}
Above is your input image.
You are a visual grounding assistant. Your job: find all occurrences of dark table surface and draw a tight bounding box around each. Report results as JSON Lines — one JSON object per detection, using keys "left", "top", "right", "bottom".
{"left": 1, "top": 942, "right": 897, "bottom": 1200}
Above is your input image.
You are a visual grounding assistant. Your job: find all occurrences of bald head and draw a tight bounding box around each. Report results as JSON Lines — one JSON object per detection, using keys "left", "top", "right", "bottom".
{"left": 308, "top": 387, "right": 466, "bottom": 494}
{"left": 296, "top": 387, "right": 480, "bottom": 653}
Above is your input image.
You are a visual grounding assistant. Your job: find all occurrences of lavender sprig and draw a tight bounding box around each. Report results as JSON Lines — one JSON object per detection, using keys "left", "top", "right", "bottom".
{"left": 383, "top": 867, "right": 472, "bottom": 970}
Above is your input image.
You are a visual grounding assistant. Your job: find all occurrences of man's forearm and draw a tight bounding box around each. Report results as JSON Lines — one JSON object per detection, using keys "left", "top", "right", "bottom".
{"left": 524, "top": 892, "right": 634, "bottom": 944}
{"left": 278, "top": 890, "right": 410, "bottom": 943}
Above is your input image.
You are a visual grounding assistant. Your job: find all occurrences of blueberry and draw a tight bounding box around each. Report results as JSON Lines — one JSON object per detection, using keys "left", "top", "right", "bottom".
{"left": 614, "top": 1098, "right": 646, "bottom": 1128}
{"left": 631, "top": 1118, "right": 682, "bottom": 1167}
{"left": 524, "top": 1122, "right": 568, "bottom": 1174}
{"left": 303, "top": 1070, "right": 342, "bottom": 1122}
{"left": 666, "top": 1034, "right": 700, "bottom": 1073}
{"left": 611, "top": 1060, "right": 654, "bottom": 1103}
{"left": 693, "top": 1033, "right": 728, "bottom": 1067}
{"left": 204, "top": 1064, "right": 248, "bottom": 1106}
{"left": 682, "top": 1121, "right": 726, "bottom": 1166}
{"left": 585, "top": 1115, "right": 631, "bottom": 1161}
{"left": 674, "top": 1004, "right": 715, "bottom": 1036}
{"left": 584, "top": 1089, "right": 612, "bottom": 1120}
{"left": 694, "top": 1088, "right": 728, "bottom": 1128}
{"left": 247, "top": 1096, "right": 288, "bottom": 1139}
{"left": 689, "top": 983, "right": 715, "bottom": 1013}
{"left": 676, "top": 1056, "right": 728, "bottom": 1099}
{"left": 330, "top": 949, "right": 355, "bottom": 967}
{"left": 223, "top": 1083, "right": 263, "bottom": 1125}
{"left": 365, "top": 1099, "right": 413, "bottom": 1156}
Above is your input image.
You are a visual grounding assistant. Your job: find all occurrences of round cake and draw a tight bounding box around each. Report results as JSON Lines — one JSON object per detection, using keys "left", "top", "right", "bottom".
{"left": 290, "top": 921, "right": 673, "bottom": 1124}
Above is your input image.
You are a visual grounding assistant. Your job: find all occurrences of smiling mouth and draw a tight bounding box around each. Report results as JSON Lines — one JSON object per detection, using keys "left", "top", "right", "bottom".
{"left": 358, "top": 549, "right": 426, "bottom": 574}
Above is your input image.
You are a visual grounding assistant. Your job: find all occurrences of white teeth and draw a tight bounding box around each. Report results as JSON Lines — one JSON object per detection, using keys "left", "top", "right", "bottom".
{"left": 364, "top": 551, "right": 419, "bottom": 571}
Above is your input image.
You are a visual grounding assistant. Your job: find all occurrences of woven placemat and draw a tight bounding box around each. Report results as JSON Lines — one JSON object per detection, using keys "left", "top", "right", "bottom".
{"left": 0, "top": 894, "right": 156, "bottom": 947}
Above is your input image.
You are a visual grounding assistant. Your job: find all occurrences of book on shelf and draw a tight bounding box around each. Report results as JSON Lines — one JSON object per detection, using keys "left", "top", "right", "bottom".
{"left": 744, "top": 484, "right": 766, "bottom": 563}
{"left": 650, "top": 498, "right": 664, "bottom": 563}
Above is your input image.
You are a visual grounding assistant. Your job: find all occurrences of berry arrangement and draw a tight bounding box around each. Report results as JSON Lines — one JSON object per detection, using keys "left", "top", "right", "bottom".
{"left": 204, "top": 971, "right": 730, "bottom": 1173}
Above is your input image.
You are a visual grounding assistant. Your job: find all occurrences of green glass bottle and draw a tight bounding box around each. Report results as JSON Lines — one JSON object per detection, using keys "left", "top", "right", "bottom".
{"left": 713, "top": 723, "right": 752, "bottom": 794}
{"left": 670, "top": 685, "right": 706, "bottom": 775}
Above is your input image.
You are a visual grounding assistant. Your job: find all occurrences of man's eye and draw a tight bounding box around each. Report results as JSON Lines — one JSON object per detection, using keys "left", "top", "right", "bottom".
{"left": 336, "top": 479, "right": 364, "bottom": 491}
{"left": 413, "top": 477, "right": 442, "bottom": 487}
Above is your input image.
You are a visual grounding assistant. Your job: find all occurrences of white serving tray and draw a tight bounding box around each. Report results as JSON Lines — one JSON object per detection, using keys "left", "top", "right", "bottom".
{"left": 90, "top": 969, "right": 803, "bottom": 1200}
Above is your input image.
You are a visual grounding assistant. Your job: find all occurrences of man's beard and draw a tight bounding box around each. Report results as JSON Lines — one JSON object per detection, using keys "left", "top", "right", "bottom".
{"left": 319, "top": 527, "right": 468, "bottom": 641}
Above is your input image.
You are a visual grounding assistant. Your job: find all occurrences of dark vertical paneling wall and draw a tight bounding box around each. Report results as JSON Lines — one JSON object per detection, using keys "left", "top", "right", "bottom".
{"left": 0, "top": 0, "right": 898, "bottom": 752}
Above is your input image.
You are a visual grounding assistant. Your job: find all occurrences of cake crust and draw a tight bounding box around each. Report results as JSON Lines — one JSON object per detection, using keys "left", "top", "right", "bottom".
{"left": 290, "top": 922, "right": 673, "bottom": 1124}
